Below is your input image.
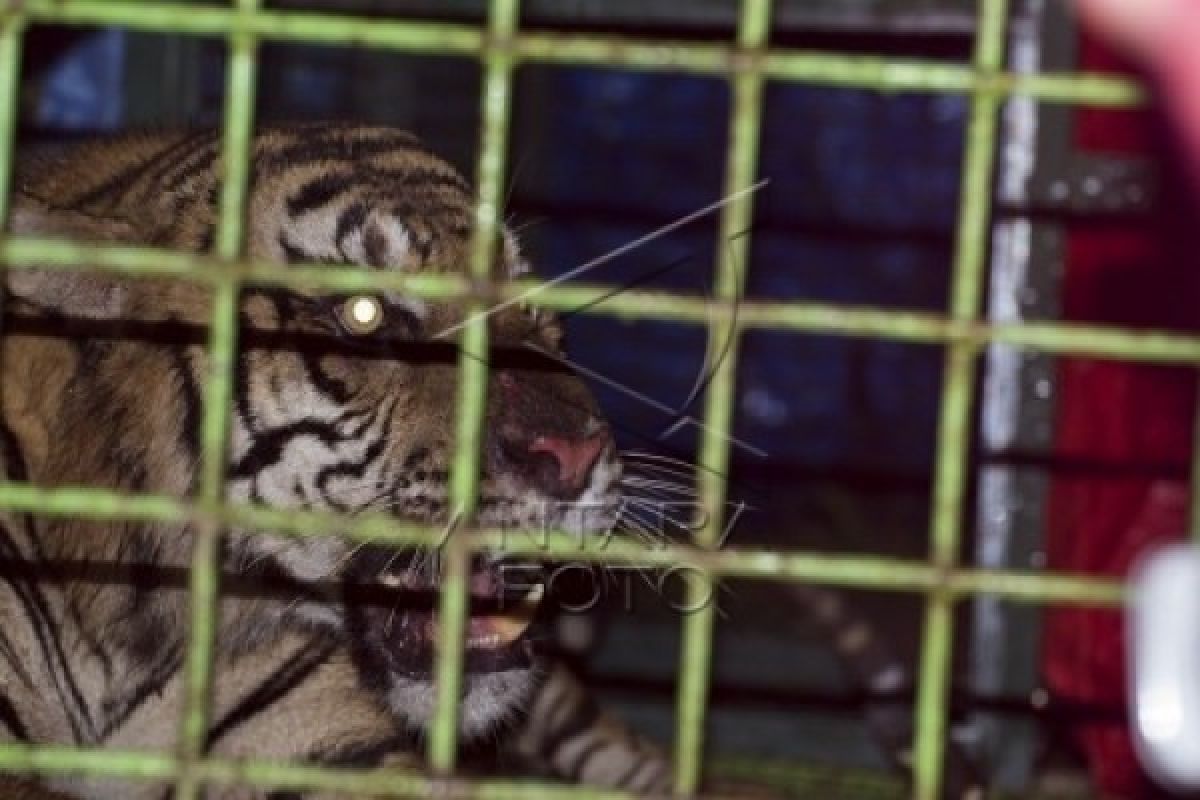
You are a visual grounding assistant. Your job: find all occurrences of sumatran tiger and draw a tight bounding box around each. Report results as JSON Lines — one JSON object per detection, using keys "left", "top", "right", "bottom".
{"left": 0, "top": 124, "right": 682, "bottom": 799}
{"left": 0, "top": 124, "right": 978, "bottom": 800}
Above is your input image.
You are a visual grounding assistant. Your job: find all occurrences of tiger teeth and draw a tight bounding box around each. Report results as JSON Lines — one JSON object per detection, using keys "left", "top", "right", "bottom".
{"left": 466, "top": 633, "right": 502, "bottom": 649}
{"left": 379, "top": 573, "right": 404, "bottom": 588}
{"left": 517, "top": 582, "right": 545, "bottom": 609}
{"left": 485, "top": 583, "right": 545, "bottom": 646}
{"left": 415, "top": 584, "right": 548, "bottom": 650}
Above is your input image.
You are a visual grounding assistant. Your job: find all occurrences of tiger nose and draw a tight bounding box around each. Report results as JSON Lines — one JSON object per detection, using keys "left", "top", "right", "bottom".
{"left": 527, "top": 433, "right": 609, "bottom": 493}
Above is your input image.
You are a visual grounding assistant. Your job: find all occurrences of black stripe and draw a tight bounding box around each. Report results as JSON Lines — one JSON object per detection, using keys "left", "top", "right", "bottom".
{"left": 312, "top": 733, "right": 413, "bottom": 768}
{"left": 315, "top": 436, "right": 388, "bottom": 512}
{"left": 0, "top": 692, "right": 29, "bottom": 741}
{"left": 0, "top": 625, "right": 33, "bottom": 690}
{"left": 0, "top": 530, "right": 90, "bottom": 742}
{"left": 0, "top": 422, "right": 95, "bottom": 742}
{"left": 536, "top": 693, "right": 603, "bottom": 764}
{"left": 68, "top": 131, "right": 214, "bottom": 208}
{"left": 232, "top": 351, "right": 262, "bottom": 439}
{"left": 384, "top": 198, "right": 473, "bottom": 231}
{"left": 278, "top": 233, "right": 311, "bottom": 264}
{"left": 561, "top": 738, "right": 610, "bottom": 781}
{"left": 228, "top": 419, "right": 348, "bottom": 479}
{"left": 286, "top": 171, "right": 358, "bottom": 217}
{"left": 299, "top": 348, "right": 353, "bottom": 405}
{"left": 154, "top": 139, "right": 221, "bottom": 200}
{"left": 165, "top": 342, "right": 203, "bottom": 468}
{"left": 64, "top": 589, "right": 114, "bottom": 681}
{"left": 370, "top": 166, "right": 472, "bottom": 195}
{"left": 98, "top": 640, "right": 184, "bottom": 740}
{"left": 285, "top": 164, "right": 471, "bottom": 221}
{"left": 333, "top": 201, "right": 367, "bottom": 249}
{"left": 204, "top": 639, "right": 338, "bottom": 748}
{"left": 626, "top": 758, "right": 670, "bottom": 793}
{"left": 0, "top": 417, "right": 30, "bottom": 481}
{"left": 196, "top": 222, "right": 216, "bottom": 253}
{"left": 260, "top": 131, "right": 425, "bottom": 173}
{"left": 332, "top": 405, "right": 379, "bottom": 440}
{"left": 610, "top": 749, "right": 653, "bottom": 789}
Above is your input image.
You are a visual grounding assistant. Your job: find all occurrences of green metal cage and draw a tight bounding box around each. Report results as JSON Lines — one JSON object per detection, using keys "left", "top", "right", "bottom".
{"left": 0, "top": 0, "right": 1167, "bottom": 798}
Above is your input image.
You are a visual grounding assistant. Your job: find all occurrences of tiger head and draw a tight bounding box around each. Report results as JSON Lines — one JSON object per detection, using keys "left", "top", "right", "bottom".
{"left": 7, "top": 126, "right": 622, "bottom": 736}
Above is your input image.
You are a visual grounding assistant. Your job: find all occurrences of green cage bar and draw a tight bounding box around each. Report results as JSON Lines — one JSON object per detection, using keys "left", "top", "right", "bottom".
{"left": 0, "top": 15, "right": 22, "bottom": 228}
{"left": 914, "top": 0, "right": 1008, "bottom": 796}
{"left": 0, "top": 0, "right": 1173, "bottom": 797}
{"left": 178, "top": 2, "right": 262, "bottom": 796}
{"left": 9, "top": 0, "right": 1144, "bottom": 106}
{"left": 674, "top": 0, "right": 770, "bottom": 792}
{"left": 428, "top": 0, "right": 521, "bottom": 771}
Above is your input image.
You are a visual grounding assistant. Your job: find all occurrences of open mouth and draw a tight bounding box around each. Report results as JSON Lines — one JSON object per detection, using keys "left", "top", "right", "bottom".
{"left": 345, "top": 550, "right": 547, "bottom": 677}
{"left": 375, "top": 564, "right": 544, "bottom": 651}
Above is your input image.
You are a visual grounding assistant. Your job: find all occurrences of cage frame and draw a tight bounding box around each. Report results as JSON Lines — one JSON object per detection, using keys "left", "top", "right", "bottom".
{"left": 0, "top": 0, "right": 1168, "bottom": 798}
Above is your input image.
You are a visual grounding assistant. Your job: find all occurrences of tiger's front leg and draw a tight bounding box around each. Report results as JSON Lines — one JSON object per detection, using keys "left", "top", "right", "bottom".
{"left": 28, "top": 629, "right": 421, "bottom": 800}
{"left": 512, "top": 662, "right": 671, "bottom": 794}
{"left": 198, "top": 635, "right": 424, "bottom": 800}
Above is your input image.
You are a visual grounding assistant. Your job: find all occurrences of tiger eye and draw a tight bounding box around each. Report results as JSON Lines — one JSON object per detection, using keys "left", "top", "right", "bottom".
{"left": 338, "top": 295, "right": 385, "bottom": 335}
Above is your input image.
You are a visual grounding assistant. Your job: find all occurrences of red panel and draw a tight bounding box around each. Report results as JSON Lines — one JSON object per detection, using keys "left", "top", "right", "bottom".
{"left": 1040, "top": 31, "right": 1198, "bottom": 800}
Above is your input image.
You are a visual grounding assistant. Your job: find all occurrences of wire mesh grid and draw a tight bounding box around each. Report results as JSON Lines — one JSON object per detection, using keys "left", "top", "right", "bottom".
{"left": 0, "top": 0, "right": 1167, "bottom": 797}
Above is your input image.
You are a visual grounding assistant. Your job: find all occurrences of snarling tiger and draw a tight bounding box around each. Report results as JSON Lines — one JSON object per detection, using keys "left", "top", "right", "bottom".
{"left": 0, "top": 123, "right": 984, "bottom": 800}
{"left": 0, "top": 124, "right": 677, "bottom": 799}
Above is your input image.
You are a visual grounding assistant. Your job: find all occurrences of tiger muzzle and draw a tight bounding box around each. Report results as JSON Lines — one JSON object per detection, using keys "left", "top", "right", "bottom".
{"left": 345, "top": 549, "right": 547, "bottom": 678}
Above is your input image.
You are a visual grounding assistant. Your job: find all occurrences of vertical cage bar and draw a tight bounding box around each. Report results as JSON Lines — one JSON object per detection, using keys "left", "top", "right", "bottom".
{"left": 0, "top": 15, "right": 24, "bottom": 227}
{"left": 673, "top": 0, "right": 770, "bottom": 793}
{"left": 914, "top": 0, "right": 1009, "bottom": 797}
{"left": 931, "top": 0, "right": 1007, "bottom": 567}
{"left": 428, "top": 0, "right": 520, "bottom": 772}
{"left": 177, "top": 5, "right": 259, "bottom": 798}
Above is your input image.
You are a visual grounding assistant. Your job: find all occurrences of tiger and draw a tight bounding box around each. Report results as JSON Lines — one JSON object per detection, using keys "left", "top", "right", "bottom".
{"left": 0, "top": 123, "right": 981, "bottom": 800}
{"left": 0, "top": 123, "right": 680, "bottom": 799}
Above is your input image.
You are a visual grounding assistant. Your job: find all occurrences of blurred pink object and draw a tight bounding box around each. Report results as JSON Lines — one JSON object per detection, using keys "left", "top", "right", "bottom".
{"left": 1077, "top": 0, "right": 1200, "bottom": 185}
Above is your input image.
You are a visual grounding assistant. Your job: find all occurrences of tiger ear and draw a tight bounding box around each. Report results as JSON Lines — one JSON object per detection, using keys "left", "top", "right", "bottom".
{"left": 5, "top": 193, "right": 135, "bottom": 318}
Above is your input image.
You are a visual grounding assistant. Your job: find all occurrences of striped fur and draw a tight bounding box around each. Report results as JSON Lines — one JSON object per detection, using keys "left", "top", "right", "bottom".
{"left": 513, "top": 663, "right": 671, "bottom": 793}
{"left": 0, "top": 125, "right": 679, "bottom": 798}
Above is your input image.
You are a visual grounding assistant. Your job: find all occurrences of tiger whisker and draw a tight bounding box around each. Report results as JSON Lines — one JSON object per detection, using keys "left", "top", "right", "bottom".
{"left": 325, "top": 537, "right": 374, "bottom": 579}
{"left": 620, "top": 496, "right": 694, "bottom": 521}
{"left": 621, "top": 486, "right": 757, "bottom": 516}
{"left": 620, "top": 459, "right": 696, "bottom": 479}
{"left": 620, "top": 451, "right": 696, "bottom": 469}
{"left": 619, "top": 479, "right": 699, "bottom": 498}
{"left": 621, "top": 464, "right": 701, "bottom": 485}
{"left": 615, "top": 521, "right": 662, "bottom": 548}
{"left": 614, "top": 507, "right": 675, "bottom": 546}
{"left": 621, "top": 472, "right": 694, "bottom": 487}
{"left": 239, "top": 535, "right": 292, "bottom": 573}
{"left": 376, "top": 543, "right": 424, "bottom": 579}
{"left": 276, "top": 594, "right": 307, "bottom": 620}
{"left": 618, "top": 502, "right": 689, "bottom": 524}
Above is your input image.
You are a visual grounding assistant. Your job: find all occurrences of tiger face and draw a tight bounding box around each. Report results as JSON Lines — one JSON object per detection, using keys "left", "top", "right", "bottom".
{"left": 227, "top": 132, "right": 621, "bottom": 734}
{"left": 8, "top": 125, "right": 622, "bottom": 737}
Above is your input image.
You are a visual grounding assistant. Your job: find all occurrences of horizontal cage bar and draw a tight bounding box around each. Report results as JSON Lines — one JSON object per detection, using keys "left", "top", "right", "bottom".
{"left": 3, "top": 238, "right": 1199, "bottom": 362}
{"left": 6, "top": 0, "right": 1142, "bottom": 104}
{"left": 0, "top": 483, "right": 1123, "bottom": 603}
